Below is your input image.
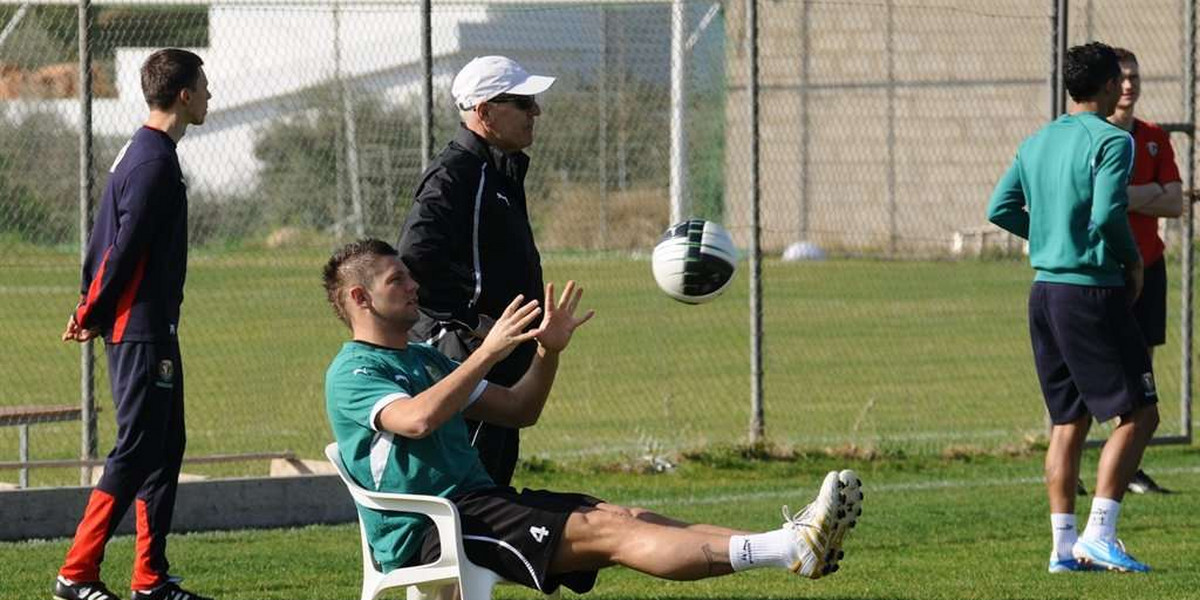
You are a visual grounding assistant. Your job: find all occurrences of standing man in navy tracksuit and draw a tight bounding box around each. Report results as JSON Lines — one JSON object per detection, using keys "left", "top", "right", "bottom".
{"left": 56, "top": 49, "right": 213, "bottom": 600}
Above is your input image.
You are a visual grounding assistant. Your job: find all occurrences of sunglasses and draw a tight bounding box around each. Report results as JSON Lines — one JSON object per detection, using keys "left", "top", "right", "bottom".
{"left": 487, "top": 94, "right": 538, "bottom": 111}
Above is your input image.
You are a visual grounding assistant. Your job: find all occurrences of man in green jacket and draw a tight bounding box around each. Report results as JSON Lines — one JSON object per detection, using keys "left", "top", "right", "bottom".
{"left": 988, "top": 42, "right": 1160, "bottom": 574}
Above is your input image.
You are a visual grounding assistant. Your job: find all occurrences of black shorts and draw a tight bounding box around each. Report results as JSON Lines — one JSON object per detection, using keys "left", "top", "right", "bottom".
{"left": 410, "top": 487, "right": 603, "bottom": 594}
{"left": 1131, "top": 258, "right": 1167, "bottom": 347}
{"left": 1028, "top": 282, "right": 1158, "bottom": 424}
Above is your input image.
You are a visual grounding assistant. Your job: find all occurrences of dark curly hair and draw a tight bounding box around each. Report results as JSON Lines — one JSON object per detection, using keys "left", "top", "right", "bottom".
{"left": 1063, "top": 42, "right": 1121, "bottom": 102}
{"left": 322, "top": 238, "right": 398, "bottom": 327}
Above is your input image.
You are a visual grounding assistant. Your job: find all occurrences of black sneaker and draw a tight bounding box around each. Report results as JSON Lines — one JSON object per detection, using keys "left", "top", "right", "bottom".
{"left": 54, "top": 576, "right": 122, "bottom": 600}
{"left": 130, "top": 582, "right": 213, "bottom": 600}
{"left": 1076, "top": 478, "right": 1088, "bottom": 496}
{"left": 1128, "top": 469, "right": 1171, "bottom": 494}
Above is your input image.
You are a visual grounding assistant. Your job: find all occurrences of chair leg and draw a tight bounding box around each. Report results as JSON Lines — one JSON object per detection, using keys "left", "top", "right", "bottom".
{"left": 408, "top": 583, "right": 458, "bottom": 600}
{"left": 459, "top": 572, "right": 500, "bottom": 600}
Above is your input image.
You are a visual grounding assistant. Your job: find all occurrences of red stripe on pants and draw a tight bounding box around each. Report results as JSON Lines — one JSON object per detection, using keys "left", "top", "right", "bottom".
{"left": 60, "top": 489, "right": 117, "bottom": 582}
{"left": 131, "top": 498, "right": 166, "bottom": 590}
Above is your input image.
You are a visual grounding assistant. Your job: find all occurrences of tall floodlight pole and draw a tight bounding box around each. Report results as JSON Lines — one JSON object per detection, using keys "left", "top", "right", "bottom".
{"left": 670, "top": 0, "right": 688, "bottom": 223}
{"left": 78, "top": 0, "right": 96, "bottom": 486}
{"left": 747, "top": 0, "right": 763, "bottom": 443}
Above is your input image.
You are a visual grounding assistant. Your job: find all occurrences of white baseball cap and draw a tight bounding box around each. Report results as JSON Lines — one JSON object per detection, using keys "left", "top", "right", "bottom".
{"left": 452, "top": 56, "right": 556, "bottom": 110}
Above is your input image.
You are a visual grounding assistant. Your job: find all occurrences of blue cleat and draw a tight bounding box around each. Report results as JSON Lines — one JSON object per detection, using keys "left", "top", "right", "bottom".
{"left": 1072, "top": 538, "right": 1150, "bottom": 573}
{"left": 1048, "top": 553, "right": 1098, "bottom": 573}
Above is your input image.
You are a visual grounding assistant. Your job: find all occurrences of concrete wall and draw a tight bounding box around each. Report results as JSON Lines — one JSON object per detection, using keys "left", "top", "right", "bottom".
{"left": 0, "top": 475, "right": 356, "bottom": 541}
{"left": 724, "top": 0, "right": 1192, "bottom": 255}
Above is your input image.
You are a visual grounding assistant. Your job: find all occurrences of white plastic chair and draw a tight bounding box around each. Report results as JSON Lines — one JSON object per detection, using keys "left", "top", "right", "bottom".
{"left": 325, "top": 443, "right": 535, "bottom": 600}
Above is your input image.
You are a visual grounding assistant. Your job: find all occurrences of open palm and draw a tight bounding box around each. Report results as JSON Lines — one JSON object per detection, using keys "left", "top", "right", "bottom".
{"left": 535, "top": 281, "right": 594, "bottom": 353}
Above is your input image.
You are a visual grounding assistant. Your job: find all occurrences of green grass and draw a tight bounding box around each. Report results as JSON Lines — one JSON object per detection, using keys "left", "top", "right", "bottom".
{"left": 0, "top": 248, "right": 1192, "bottom": 484}
{"left": 2, "top": 445, "right": 1199, "bottom": 599}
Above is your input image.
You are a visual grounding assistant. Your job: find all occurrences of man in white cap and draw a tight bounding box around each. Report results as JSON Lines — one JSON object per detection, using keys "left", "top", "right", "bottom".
{"left": 398, "top": 56, "right": 555, "bottom": 486}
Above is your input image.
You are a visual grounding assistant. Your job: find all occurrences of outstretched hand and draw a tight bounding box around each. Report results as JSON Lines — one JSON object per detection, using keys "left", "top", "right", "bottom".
{"left": 534, "top": 281, "right": 595, "bottom": 354}
{"left": 477, "top": 294, "right": 542, "bottom": 363}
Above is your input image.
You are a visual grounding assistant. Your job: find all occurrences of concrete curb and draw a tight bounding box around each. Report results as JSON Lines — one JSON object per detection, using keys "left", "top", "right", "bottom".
{"left": 0, "top": 474, "right": 357, "bottom": 541}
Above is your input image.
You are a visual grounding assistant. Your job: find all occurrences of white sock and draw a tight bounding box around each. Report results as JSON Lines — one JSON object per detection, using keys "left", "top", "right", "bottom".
{"left": 729, "top": 529, "right": 800, "bottom": 572}
{"left": 1050, "top": 513, "right": 1077, "bottom": 559}
{"left": 1081, "top": 497, "right": 1121, "bottom": 542}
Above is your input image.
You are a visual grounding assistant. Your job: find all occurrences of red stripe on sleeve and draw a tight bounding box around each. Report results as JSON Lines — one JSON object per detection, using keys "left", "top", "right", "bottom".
{"left": 110, "top": 255, "right": 148, "bottom": 343}
{"left": 74, "top": 247, "right": 113, "bottom": 328}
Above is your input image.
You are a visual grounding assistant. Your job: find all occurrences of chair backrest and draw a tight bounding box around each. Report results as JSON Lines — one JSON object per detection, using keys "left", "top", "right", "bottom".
{"left": 323, "top": 443, "right": 467, "bottom": 573}
{"left": 324, "top": 442, "right": 546, "bottom": 600}
{"left": 325, "top": 443, "right": 385, "bottom": 577}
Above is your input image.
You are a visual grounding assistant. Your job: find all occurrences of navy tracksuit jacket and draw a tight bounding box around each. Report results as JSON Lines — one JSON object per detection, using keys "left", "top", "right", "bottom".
{"left": 61, "top": 126, "right": 189, "bottom": 590}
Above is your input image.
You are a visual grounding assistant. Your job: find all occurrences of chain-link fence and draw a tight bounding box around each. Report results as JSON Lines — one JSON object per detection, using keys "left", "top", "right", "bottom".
{"left": 0, "top": 0, "right": 1194, "bottom": 486}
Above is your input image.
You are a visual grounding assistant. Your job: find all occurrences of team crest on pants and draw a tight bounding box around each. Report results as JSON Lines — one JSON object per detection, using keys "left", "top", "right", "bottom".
{"left": 156, "top": 359, "right": 175, "bottom": 389}
{"left": 1141, "top": 372, "right": 1157, "bottom": 397}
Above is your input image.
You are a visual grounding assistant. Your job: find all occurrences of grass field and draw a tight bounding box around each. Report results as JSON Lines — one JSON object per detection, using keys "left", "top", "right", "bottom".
{"left": 2, "top": 444, "right": 1198, "bottom": 599}
{"left": 0, "top": 247, "right": 1192, "bottom": 485}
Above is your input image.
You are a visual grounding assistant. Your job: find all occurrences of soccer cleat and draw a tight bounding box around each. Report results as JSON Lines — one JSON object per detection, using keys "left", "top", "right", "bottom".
{"left": 54, "top": 576, "right": 123, "bottom": 600}
{"left": 1072, "top": 538, "right": 1150, "bottom": 573}
{"left": 130, "top": 582, "right": 213, "bottom": 600}
{"left": 1048, "top": 552, "right": 1099, "bottom": 573}
{"left": 781, "top": 469, "right": 863, "bottom": 579}
{"left": 1127, "top": 469, "right": 1171, "bottom": 495}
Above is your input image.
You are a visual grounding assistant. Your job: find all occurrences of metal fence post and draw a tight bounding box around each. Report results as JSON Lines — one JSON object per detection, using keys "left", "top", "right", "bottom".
{"left": 1181, "top": 0, "right": 1195, "bottom": 443}
{"left": 421, "top": 0, "right": 433, "bottom": 171}
{"left": 747, "top": 0, "right": 763, "bottom": 444}
{"left": 78, "top": 0, "right": 96, "bottom": 487}
{"left": 670, "top": 0, "right": 689, "bottom": 223}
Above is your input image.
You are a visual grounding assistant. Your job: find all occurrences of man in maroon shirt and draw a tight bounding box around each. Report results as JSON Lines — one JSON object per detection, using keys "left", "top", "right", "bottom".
{"left": 57, "top": 48, "right": 213, "bottom": 600}
{"left": 1107, "top": 47, "right": 1184, "bottom": 495}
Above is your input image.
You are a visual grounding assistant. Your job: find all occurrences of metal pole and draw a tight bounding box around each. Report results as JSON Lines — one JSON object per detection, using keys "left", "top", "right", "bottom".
{"left": 670, "top": 0, "right": 688, "bottom": 223}
{"left": 1043, "top": 0, "right": 1066, "bottom": 436}
{"left": 421, "top": 0, "right": 433, "bottom": 170}
{"left": 78, "top": 0, "right": 96, "bottom": 487}
{"left": 1051, "top": 0, "right": 1068, "bottom": 118}
{"left": 333, "top": 1, "right": 364, "bottom": 236}
{"left": 600, "top": 6, "right": 611, "bottom": 247}
{"left": 886, "top": 0, "right": 896, "bottom": 255}
{"left": 747, "top": 0, "right": 763, "bottom": 443}
{"left": 332, "top": 4, "right": 346, "bottom": 240}
{"left": 1182, "top": 0, "right": 1195, "bottom": 443}
{"left": 799, "top": 0, "right": 810, "bottom": 241}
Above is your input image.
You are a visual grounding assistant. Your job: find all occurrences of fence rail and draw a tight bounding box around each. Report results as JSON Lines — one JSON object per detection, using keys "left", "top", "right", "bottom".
{"left": 0, "top": 0, "right": 1194, "bottom": 486}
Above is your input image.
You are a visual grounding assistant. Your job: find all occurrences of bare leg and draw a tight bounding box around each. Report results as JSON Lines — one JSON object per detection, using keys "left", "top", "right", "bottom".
{"left": 595, "top": 503, "right": 750, "bottom": 536}
{"left": 1094, "top": 404, "right": 1159, "bottom": 501}
{"left": 1046, "top": 416, "right": 1090, "bottom": 514}
{"left": 551, "top": 505, "right": 738, "bottom": 580}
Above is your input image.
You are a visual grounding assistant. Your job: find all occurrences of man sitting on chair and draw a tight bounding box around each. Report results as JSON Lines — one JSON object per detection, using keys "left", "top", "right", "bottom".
{"left": 322, "top": 239, "right": 865, "bottom": 595}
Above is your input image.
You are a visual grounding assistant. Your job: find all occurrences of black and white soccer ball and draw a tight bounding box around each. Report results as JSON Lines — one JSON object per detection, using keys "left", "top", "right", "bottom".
{"left": 651, "top": 219, "right": 738, "bottom": 304}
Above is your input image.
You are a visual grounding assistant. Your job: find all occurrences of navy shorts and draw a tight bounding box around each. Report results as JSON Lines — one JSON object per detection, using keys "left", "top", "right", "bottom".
{"left": 412, "top": 487, "right": 602, "bottom": 594}
{"left": 1130, "top": 258, "right": 1167, "bottom": 347}
{"left": 1028, "top": 282, "right": 1158, "bottom": 424}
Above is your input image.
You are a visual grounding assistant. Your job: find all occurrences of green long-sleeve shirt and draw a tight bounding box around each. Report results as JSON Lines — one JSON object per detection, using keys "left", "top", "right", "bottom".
{"left": 987, "top": 111, "right": 1138, "bottom": 287}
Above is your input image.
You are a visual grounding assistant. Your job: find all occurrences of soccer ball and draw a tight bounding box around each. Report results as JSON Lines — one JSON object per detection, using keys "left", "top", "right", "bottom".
{"left": 651, "top": 219, "right": 738, "bottom": 304}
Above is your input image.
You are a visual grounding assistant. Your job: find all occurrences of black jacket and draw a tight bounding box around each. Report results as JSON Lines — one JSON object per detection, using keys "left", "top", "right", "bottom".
{"left": 398, "top": 125, "right": 544, "bottom": 386}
